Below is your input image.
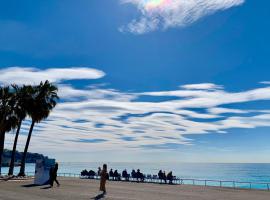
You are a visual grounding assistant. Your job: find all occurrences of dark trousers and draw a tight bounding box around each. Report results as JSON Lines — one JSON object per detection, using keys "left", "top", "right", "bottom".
{"left": 50, "top": 176, "right": 60, "bottom": 186}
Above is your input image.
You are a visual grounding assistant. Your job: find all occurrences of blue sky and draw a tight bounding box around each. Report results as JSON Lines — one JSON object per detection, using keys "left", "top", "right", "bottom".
{"left": 1, "top": 0, "right": 270, "bottom": 162}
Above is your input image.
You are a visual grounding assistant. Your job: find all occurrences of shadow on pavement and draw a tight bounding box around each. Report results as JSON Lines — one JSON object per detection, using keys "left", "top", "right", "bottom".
{"left": 91, "top": 192, "right": 106, "bottom": 200}
{"left": 21, "top": 184, "right": 39, "bottom": 188}
{"left": 41, "top": 186, "right": 52, "bottom": 189}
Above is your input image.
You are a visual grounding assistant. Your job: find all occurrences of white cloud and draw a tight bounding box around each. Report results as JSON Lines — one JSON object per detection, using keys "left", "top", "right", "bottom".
{"left": 4, "top": 67, "right": 270, "bottom": 162}
{"left": 0, "top": 67, "right": 105, "bottom": 85}
{"left": 142, "top": 86, "right": 270, "bottom": 108}
{"left": 261, "top": 81, "right": 270, "bottom": 85}
{"left": 181, "top": 83, "right": 223, "bottom": 90}
{"left": 120, "top": 0, "right": 245, "bottom": 34}
{"left": 6, "top": 81, "right": 270, "bottom": 156}
{"left": 207, "top": 107, "right": 247, "bottom": 114}
{"left": 52, "top": 83, "right": 270, "bottom": 150}
{"left": 58, "top": 84, "right": 136, "bottom": 101}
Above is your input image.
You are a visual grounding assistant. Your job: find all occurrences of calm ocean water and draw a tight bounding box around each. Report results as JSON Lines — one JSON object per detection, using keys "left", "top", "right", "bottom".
{"left": 2, "top": 162, "right": 270, "bottom": 189}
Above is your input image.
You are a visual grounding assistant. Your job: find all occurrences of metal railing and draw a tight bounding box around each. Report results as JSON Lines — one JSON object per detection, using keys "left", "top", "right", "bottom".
{"left": 58, "top": 173, "right": 81, "bottom": 178}
{"left": 0, "top": 172, "right": 35, "bottom": 177}
{"left": 173, "top": 178, "right": 270, "bottom": 191}
{"left": 2, "top": 172, "right": 270, "bottom": 191}
{"left": 77, "top": 174, "right": 270, "bottom": 191}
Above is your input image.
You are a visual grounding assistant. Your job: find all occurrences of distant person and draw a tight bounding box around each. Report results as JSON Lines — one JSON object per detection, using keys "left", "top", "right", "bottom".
{"left": 158, "top": 170, "right": 163, "bottom": 180}
{"left": 98, "top": 167, "right": 101, "bottom": 177}
{"left": 88, "top": 170, "right": 96, "bottom": 178}
{"left": 109, "top": 169, "right": 114, "bottom": 180}
{"left": 136, "top": 169, "right": 140, "bottom": 181}
{"left": 131, "top": 169, "right": 136, "bottom": 179}
{"left": 114, "top": 170, "right": 120, "bottom": 181}
{"left": 81, "top": 169, "right": 88, "bottom": 176}
{"left": 99, "top": 164, "right": 108, "bottom": 194}
{"left": 49, "top": 162, "right": 60, "bottom": 187}
{"left": 136, "top": 169, "right": 144, "bottom": 182}
{"left": 167, "top": 171, "right": 173, "bottom": 184}
{"left": 163, "top": 171, "right": 167, "bottom": 184}
{"left": 158, "top": 170, "right": 167, "bottom": 184}
{"left": 122, "top": 169, "right": 128, "bottom": 181}
{"left": 158, "top": 170, "right": 165, "bottom": 183}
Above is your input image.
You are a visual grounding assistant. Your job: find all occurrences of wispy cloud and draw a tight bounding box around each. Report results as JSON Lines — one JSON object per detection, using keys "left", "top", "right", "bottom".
{"left": 0, "top": 67, "right": 105, "bottom": 85}
{"left": 261, "top": 81, "right": 270, "bottom": 85}
{"left": 181, "top": 83, "right": 223, "bottom": 90}
{"left": 120, "top": 0, "right": 245, "bottom": 34}
{"left": 3, "top": 67, "right": 270, "bottom": 158}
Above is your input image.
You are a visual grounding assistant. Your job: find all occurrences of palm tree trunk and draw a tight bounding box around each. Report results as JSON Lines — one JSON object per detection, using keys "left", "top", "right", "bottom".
{"left": 8, "top": 120, "right": 22, "bottom": 176}
{"left": 18, "top": 120, "right": 35, "bottom": 177}
{"left": 0, "top": 130, "right": 6, "bottom": 175}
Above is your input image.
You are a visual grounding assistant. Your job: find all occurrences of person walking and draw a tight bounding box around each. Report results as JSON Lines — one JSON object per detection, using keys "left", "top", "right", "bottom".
{"left": 97, "top": 167, "right": 101, "bottom": 177}
{"left": 99, "top": 164, "right": 108, "bottom": 194}
{"left": 49, "top": 162, "right": 60, "bottom": 187}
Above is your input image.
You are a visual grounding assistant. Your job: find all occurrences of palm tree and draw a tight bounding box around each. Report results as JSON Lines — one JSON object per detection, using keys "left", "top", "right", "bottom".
{"left": 18, "top": 81, "right": 58, "bottom": 176}
{"left": 8, "top": 85, "right": 29, "bottom": 176}
{"left": 0, "top": 86, "right": 18, "bottom": 175}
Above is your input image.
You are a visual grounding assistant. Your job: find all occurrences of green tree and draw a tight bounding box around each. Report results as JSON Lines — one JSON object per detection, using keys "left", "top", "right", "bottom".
{"left": 8, "top": 85, "right": 30, "bottom": 176}
{"left": 0, "top": 86, "right": 18, "bottom": 175}
{"left": 18, "top": 81, "right": 58, "bottom": 176}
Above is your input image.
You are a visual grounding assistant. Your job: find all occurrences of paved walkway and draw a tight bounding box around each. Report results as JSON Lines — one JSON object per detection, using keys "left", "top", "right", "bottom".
{"left": 0, "top": 178, "right": 269, "bottom": 200}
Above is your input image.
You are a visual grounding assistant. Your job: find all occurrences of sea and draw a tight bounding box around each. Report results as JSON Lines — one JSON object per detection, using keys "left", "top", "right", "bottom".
{"left": 2, "top": 162, "right": 270, "bottom": 190}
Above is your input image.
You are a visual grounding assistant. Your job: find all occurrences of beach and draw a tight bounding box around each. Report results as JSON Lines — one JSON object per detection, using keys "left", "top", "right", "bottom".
{"left": 0, "top": 177, "right": 269, "bottom": 200}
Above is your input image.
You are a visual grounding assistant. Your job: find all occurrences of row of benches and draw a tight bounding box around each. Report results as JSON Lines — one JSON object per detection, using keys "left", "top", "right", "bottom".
{"left": 80, "top": 174, "right": 177, "bottom": 184}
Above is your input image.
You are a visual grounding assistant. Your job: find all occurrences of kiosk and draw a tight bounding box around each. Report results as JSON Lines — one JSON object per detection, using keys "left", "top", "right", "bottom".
{"left": 34, "top": 158, "right": 55, "bottom": 185}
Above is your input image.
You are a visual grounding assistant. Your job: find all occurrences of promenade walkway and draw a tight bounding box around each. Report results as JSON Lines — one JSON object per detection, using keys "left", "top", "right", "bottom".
{"left": 0, "top": 177, "right": 269, "bottom": 200}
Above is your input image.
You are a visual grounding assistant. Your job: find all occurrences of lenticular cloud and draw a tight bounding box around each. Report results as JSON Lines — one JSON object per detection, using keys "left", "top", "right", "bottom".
{"left": 120, "top": 0, "right": 245, "bottom": 34}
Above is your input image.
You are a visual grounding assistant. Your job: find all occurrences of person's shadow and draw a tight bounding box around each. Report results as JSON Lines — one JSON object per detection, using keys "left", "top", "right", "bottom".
{"left": 41, "top": 186, "right": 52, "bottom": 189}
{"left": 21, "top": 184, "right": 40, "bottom": 188}
{"left": 91, "top": 192, "right": 106, "bottom": 200}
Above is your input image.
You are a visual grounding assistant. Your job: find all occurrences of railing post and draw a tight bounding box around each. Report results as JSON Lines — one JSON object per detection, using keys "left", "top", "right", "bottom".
{"left": 267, "top": 183, "right": 269, "bottom": 191}
{"left": 220, "top": 181, "right": 222, "bottom": 187}
{"left": 205, "top": 180, "right": 207, "bottom": 186}
{"left": 233, "top": 181, "right": 235, "bottom": 189}
{"left": 193, "top": 179, "right": 195, "bottom": 185}
{"left": 249, "top": 183, "right": 252, "bottom": 190}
